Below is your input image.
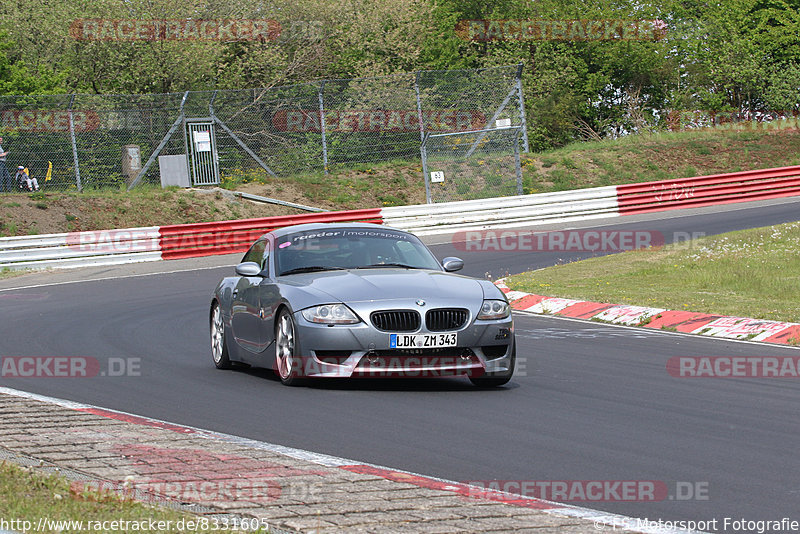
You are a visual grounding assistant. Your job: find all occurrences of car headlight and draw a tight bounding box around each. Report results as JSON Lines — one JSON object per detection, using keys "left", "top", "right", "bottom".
{"left": 477, "top": 299, "right": 510, "bottom": 320}
{"left": 301, "top": 304, "right": 361, "bottom": 324}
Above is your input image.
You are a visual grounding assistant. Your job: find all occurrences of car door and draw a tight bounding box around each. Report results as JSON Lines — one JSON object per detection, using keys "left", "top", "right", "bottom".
{"left": 256, "top": 240, "right": 282, "bottom": 354}
{"left": 230, "top": 240, "right": 267, "bottom": 351}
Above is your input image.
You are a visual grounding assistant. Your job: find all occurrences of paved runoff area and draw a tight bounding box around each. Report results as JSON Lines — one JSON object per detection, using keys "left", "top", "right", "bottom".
{"left": 0, "top": 388, "right": 648, "bottom": 533}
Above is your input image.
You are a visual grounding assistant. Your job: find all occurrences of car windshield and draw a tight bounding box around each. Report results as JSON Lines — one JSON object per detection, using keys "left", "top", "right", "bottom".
{"left": 275, "top": 228, "right": 442, "bottom": 275}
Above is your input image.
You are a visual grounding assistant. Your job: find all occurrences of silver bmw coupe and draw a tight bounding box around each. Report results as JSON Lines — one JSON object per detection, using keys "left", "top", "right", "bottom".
{"left": 210, "top": 223, "right": 515, "bottom": 387}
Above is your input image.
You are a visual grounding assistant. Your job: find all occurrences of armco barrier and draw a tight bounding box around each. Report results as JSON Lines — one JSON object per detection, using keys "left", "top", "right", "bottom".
{"left": 6, "top": 165, "right": 800, "bottom": 270}
{"left": 159, "top": 208, "right": 383, "bottom": 260}
{"left": 0, "top": 227, "right": 162, "bottom": 271}
{"left": 381, "top": 186, "right": 619, "bottom": 236}
{"left": 0, "top": 210, "right": 383, "bottom": 270}
{"left": 617, "top": 165, "right": 800, "bottom": 215}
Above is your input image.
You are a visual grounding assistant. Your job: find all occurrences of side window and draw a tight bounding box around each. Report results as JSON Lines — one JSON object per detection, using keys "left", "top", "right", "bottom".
{"left": 242, "top": 240, "right": 266, "bottom": 266}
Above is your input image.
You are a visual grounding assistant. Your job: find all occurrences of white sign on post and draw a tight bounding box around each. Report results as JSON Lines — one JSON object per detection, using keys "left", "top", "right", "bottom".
{"left": 430, "top": 171, "right": 445, "bottom": 183}
{"left": 194, "top": 131, "right": 211, "bottom": 152}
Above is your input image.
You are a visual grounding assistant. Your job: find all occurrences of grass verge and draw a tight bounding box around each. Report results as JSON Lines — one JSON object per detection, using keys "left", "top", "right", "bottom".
{"left": 505, "top": 222, "right": 800, "bottom": 323}
{"left": 0, "top": 187, "right": 304, "bottom": 237}
{"left": 0, "top": 267, "right": 26, "bottom": 280}
{"left": 522, "top": 128, "right": 800, "bottom": 193}
{"left": 0, "top": 461, "right": 253, "bottom": 533}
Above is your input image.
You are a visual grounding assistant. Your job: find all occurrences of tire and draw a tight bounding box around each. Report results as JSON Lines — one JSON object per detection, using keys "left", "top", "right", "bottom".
{"left": 210, "top": 302, "right": 232, "bottom": 370}
{"left": 470, "top": 341, "right": 515, "bottom": 388}
{"left": 275, "top": 308, "right": 304, "bottom": 386}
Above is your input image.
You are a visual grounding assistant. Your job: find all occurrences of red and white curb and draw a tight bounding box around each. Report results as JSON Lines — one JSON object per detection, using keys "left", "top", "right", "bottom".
{"left": 497, "top": 280, "right": 800, "bottom": 345}
{"left": 0, "top": 386, "right": 695, "bottom": 534}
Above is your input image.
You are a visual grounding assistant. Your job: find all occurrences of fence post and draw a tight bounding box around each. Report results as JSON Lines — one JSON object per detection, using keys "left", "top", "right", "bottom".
{"left": 208, "top": 90, "right": 218, "bottom": 118}
{"left": 67, "top": 94, "right": 82, "bottom": 192}
{"left": 515, "top": 63, "right": 530, "bottom": 153}
{"left": 415, "top": 71, "right": 432, "bottom": 204}
{"left": 514, "top": 128, "right": 523, "bottom": 195}
{"left": 318, "top": 81, "right": 329, "bottom": 175}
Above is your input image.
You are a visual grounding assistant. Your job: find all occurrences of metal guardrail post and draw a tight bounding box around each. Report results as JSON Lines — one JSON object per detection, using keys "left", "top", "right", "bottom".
{"left": 415, "top": 71, "right": 432, "bottom": 204}
{"left": 318, "top": 81, "right": 329, "bottom": 175}
{"left": 515, "top": 63, "right": 530, "bottom": 153}
{"left": 67, "top": 94, "right": 82, "bottom": 192}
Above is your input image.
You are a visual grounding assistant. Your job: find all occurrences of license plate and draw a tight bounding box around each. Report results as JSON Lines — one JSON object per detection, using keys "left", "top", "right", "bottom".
{"left": 390, "top": 333, "right": 457, "bottom": 348}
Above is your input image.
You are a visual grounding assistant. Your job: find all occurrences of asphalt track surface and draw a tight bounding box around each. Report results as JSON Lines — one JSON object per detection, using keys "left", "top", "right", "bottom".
{"left": 3, "top": 198, "right": 800, "bottom": 531}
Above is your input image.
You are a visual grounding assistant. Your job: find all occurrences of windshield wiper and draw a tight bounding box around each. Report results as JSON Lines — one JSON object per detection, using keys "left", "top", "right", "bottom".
{"left": 357, "top": 263, "right": 420, "bottom": 269}
{"left": 279, "top": 266, "right": 345, "bottom": 276}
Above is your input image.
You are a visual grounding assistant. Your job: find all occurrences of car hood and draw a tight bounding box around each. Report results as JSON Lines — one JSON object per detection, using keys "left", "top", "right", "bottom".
{"left": 281, "top": 268, "right": 484, "bottom": 303}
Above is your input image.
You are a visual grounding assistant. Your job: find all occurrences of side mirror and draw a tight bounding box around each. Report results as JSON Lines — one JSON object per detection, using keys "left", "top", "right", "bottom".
{"left": 235, "top": 262, "right": 263, "bottom": 277}
{"left": 441, "top": 256, "right": 464, "bottom": 272}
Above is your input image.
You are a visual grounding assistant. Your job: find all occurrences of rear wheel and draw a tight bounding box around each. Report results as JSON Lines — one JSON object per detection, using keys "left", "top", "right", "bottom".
{"left": 470, "top": 341, "right": 515, "bottom": 388}
{"left": 211, "top": 302, "right": 232, "bottom": 370}
{"left": 275, "top": 308, "right": 303, "bottom": 386}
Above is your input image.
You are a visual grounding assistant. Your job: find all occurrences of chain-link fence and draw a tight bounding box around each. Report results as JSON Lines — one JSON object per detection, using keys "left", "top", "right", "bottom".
{"left": 0, "top": 64, "right": 528, "bottom": 203}
{"left": 423, "top": 127, "right": 524, "bottom": 203}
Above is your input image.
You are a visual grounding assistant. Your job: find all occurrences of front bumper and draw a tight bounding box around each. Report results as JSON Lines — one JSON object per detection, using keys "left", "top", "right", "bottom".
{"left": 290, "top": 311, "right": 514, "bottom": 378}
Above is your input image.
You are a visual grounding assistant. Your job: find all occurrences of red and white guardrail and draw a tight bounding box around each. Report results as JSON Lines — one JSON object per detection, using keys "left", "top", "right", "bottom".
{"left": 617, "top": 164, "right": 800, "bottom": 215}
{"left": 0, "top": 209, "right": 382, "bottom": 270}
{"left": 2, "top": 165, "right": 800, "bottom": 270}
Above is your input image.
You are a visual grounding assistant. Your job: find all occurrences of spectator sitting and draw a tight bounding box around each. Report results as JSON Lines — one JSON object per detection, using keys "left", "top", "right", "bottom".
{"left": 15, "top": 166, "right": 39, "bottom": 192}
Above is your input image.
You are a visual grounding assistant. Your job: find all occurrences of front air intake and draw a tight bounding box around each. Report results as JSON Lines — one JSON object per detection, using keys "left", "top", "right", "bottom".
{"left": 370, "top": 310, "right": 420, "bottom": 332}
{"left": 426, "top": 308, "right": 468, "bottom": 331}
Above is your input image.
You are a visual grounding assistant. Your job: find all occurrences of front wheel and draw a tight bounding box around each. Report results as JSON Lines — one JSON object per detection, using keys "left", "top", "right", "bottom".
{"left": 470, "top": 341, "right": 515, "bottom": 388}
{"left": 275, "top": 308, "right": 304, "bottom": 386}
{"left": 211, "top": 302, "right": 232, "bottom": 370}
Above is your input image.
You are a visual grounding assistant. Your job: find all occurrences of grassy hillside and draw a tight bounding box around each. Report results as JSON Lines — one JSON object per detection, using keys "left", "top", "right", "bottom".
{"left": 229, "top": 128, "right": 800, "bottom": 205}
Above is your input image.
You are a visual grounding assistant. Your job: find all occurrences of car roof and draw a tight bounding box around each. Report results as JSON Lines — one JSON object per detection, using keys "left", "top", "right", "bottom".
{"left": 264, "top": 222, "right": 403, "bottom": 240}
